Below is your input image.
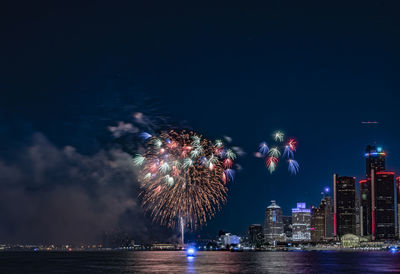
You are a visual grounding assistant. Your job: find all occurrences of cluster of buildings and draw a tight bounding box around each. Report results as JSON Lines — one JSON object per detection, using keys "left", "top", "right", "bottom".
{"left": 249, "top": 145, "right": 400, "bottom": 246}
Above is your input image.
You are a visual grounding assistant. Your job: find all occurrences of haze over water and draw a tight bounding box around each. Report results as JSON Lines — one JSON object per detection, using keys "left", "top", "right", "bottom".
{"left": 1, "top": 251, "right": 400, "bottom": 273}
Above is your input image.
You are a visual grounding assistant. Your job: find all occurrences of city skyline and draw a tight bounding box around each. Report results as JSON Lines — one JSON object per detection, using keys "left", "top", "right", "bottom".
{"left": 2, "top": 2, "right": 400, "bottom": 245}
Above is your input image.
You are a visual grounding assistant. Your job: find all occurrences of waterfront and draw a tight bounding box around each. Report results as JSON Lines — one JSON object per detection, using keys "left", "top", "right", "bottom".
{"left": 1, "top": 251, "right": 400, "bottom": 273}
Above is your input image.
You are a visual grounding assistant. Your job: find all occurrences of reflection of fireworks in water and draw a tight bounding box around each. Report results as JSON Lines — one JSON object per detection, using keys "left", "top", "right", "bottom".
{"left": 257, "top": 130, "right": 299, "bottom": 174}
{"left": 134, "top": 130, "right": 236, "bottom": 229}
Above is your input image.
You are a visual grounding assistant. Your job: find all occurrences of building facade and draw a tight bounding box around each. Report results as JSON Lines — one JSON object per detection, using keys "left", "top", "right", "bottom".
{"left": 333, "top": 174, "right": 356, "bottom": 239}
{"left": 248, "top": 224, "right": 263, "bottom": 245}
{"left": 264, "top": 200, "right": 284, "bottom": 243}
{"left": 282, "top": 216, "right": 293, "bottom": 239}
{"left": 397, "top": 176, "right": 400, "bottom": 239}
{"left": 374, "top": 171, "right": 395, "bottom": 239}
{"left": 360, "top": 146, "right": 396, "bottom": 240}
{"left": 365, "top": 145, "right": 386, "bottom": 176}
{"left": 311, "top": 206, "right": 325, "bottom": 242}
{"left": 292, "top": 203, "right": 311, "bottom": 242}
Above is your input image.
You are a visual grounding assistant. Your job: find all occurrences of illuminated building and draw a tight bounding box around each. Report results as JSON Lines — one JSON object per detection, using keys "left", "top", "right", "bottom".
{"left": 365, "top": 145, "right": 386, "bottom": 176}
{"left": 219, "top": 233, "right": 240, "bottom": 247}
{"left": 248, "top": 224, "right": 263, "bottom": 245}
{"left": 264, "top": 200, "right": 284, "bottom": 243}
{"left": 292, "top": 203, "right": 311, "bottom": 242}
{"left": 374, "top": 171, "right": 395, "bottom": 239}
{"left": 322, "top": 195, "right": 335, "bottom": 239}
{"left": 360, "top": 178, "right": 372, "bottom": 237}
{"left": 397, "top": 176, "right": 400, "bottom": 239}
{"left": 282, "top": 216, "right": 292, "bottom": 238}
{"left": 311, "top": 206, "right": 325, "bottom": 242}
{"left": 360, "top": 146, "right": 396, "bottom": 240}
{"left": 333, "top": 174, "right": 356, "bottom": 239}
{"left": 311, "top": 194, "right": 334, "bottom": 242}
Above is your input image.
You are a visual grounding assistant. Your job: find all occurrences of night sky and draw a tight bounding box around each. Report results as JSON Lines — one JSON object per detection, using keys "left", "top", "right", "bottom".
{"left": 2, "top": 2, "right": 400, "bottom": 243}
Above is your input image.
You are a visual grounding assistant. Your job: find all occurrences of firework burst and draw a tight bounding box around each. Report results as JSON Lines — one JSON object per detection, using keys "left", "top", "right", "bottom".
{"left": 135, "top": 130, "right": 236, "bottom": 229}
{"left": 257, "top": 130, "right": 299, "bottom": 174}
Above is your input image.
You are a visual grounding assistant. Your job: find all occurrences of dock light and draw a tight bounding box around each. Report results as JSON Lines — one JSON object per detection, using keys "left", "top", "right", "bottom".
{"left": 390, "top": 247, "right": 398, "bottom": 253}
{"left": 187, "top": 248, "right": 196, "bottom": 257}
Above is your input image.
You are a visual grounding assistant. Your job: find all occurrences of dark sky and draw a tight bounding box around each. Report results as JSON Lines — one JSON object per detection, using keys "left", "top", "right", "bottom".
{"left": 1, "top": 2, "right": 400, "bottom": 243}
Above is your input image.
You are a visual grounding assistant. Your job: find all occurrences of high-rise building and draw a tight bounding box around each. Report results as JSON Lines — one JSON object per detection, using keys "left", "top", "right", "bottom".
{"left": 374, "top": 171, "right": 395, "bottom": 239}
{"left": 248, "top": 224, "right": 263, "bottom": 245}
{"left": 397, "top": 176, "right": 400, "bottom": 239}
{"left": 360, "top": 146, "right": 396, "bottom": 240}
{"left": 264, "top": 200, "right": 284, "bottom": 243}
{"left": 311, "top": 206, "right": 325, "bottom": 242}
{"left": 333, "top": 174, "right": 356, "bottom": 239}
{"left": 365, "top": 145, "right": 386, "bottom": 176}
{"left": 310, "top": 194, "right": 334, "bottom": 242}
{"left": 282, "top": 216, "right": 293, "bottom": 238}
{"left": 360, "top": 178, "right": 372, "bottom": 237}
{"left": 292, "top": 203, "right": 311, "bottom": 242}
{"left": 322, "top": 195, "right": 335, "bottom": 239}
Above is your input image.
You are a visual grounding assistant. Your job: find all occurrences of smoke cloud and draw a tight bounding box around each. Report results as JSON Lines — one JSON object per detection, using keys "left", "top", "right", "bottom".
{"left": 0, "top": 132, "right": 162, "bottom": 245}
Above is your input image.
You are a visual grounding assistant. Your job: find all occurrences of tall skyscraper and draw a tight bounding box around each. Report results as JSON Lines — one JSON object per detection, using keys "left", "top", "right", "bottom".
{"left": 264, "top": 200, "right": 284, "bottom": 243}
{"left": 333, "top": 174, "right": 356, "bottom": 239}
{"left": 311, "top": 205, "right": 325, "bottom": 242}
{"left": 292, "top": 203, "right": 311, "bottom": 242}
{"left": 397, "top": 176, "right": 400, "bottom": 239}
{"left": 374, "top": 171, "right": 395, "bottom": 239}
{"left": 282, "top": 216, "right": 293, "bottom": 238}
{"left": 248, "top": 224, "right": 263, "bottom": 245}
{"left": 322, "top": 195, "right": 335, "bottom": 239}
{"left": 360, "top": 146, "right": 396, "bottom": 240}
{"left": 360, "top": 178, "right": 372, "bottom": 236}
{"left": 365, "top": 145, "right": 386, "bottom": 176}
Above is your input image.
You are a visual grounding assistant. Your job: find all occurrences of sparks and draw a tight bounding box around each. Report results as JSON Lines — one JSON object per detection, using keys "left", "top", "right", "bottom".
{"left": 259, "top": 142, "right": 269, "bottom": 155}
{"left": 133, "top": 154, "right": 146, "bottom": 166}
{"left": 268, "top": 147, "right": 281, "bottom": 158}
{"left": 273, "top": 131, "right": 284, "bottom": 142}
{"left": 288, "top": 159, "right": 300, "bottom": 175}
{"left": 136, "top": 130, "right": 237, "bottom": 229}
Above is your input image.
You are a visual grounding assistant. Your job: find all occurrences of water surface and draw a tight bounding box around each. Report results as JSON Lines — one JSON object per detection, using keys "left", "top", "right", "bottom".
{"left": 1, "top": 251, "right": 399, "bottom": 273}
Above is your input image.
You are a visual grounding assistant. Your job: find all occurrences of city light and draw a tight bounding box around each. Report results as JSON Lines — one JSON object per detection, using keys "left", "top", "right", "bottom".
{"left": 186, "top": 248, "right": 196, "bottom": 257}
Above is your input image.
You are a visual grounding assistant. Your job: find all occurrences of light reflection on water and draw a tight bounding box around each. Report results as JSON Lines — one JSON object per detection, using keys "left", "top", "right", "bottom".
{"left": 0, "top": 251, "right": 400, "bottom": 273}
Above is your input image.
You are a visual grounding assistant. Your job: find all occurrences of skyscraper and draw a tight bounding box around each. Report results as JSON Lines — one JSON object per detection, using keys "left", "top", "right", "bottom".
{"left": 333, "top": 174, "right": 356, "bottom": 239}
{"left": 311, "top": 205, "right": 325, "bottom": 242}
{"left": 292, "top": 203, "right": 311, "bottom": 242}
{"left": 360, "top": 146, "right": 396, "bottom": 240}
{"left": 397, "top": 176, "right": 400, "bottom": 239}
{"left": 374, "top": 171, "right": 395, "bottom": 239}
{"left": 248, "top": 224, "right": 263, "bottom": 245}
{"left": 360, "top": 178, "right": 372, "bottom": 237}
{"left": 264, "top": 200, "right": 284, "bottom": 243}
{"left": 322, "top": 195, "right": 335, "bottom": 239}
{"left": 282, "top": 216, "right": 293, "bottom": 238}
{"left": 365, "top": 145, "right": 386, "bottom": 176}
{"left": 311, "top": 194, "right": 334, "bottom": 242}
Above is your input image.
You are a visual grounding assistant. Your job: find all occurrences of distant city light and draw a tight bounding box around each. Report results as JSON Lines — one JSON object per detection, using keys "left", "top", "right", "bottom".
{"left": 324, "top": 187, "right": 330, "bottom": 193}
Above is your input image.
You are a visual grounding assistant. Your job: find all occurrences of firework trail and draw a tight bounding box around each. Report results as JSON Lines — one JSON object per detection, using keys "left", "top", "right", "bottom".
{"left": 288, "top": 159, "right": 300, "bottom": 175}
{"left": 257, "top": 130, "right": 299, "bottom": 174}
{"left": 134, "top": 129, "right": 236, "bottom": 229}
{"left": 259, "top": 142, "right": 269, "bottom": 155}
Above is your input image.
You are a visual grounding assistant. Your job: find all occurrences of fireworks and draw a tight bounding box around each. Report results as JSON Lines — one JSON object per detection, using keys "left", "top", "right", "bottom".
{"left": 134, "top": 129, "right": 236, "bottom": 229}
{"left": 259, "top": 142, "right": 269, "bottom": 155}
{"left": 288, "top": 159, "right": 299, "bottom": 175}
{"left": 273, "top": 131, "right": 284, "bottom": 142}
{"left": 257, "top": 130, "right": 299, "bottom": 174}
